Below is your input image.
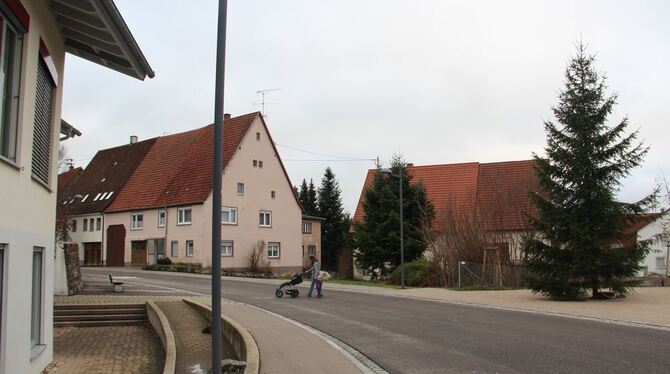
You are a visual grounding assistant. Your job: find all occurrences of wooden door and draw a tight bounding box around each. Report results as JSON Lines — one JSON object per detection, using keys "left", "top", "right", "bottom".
{"left": 131, "top": 240, "right": 148, "bottom": 266}
{"left": 83, "top": 242, "right": 102, "bottom": 265}
{"left": 106, "top": 225, "right": 126, "bottom": 266}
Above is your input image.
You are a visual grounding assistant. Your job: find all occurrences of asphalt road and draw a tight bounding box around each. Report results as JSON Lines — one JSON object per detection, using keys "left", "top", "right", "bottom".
{"left": 82, "top": 268, "right": 670, "bottom": 374}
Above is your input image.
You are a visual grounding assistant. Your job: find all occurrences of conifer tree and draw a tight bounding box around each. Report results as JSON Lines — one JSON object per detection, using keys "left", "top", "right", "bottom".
{"left": 354, "top": 156, "right": 434, "bottom": 278}
{"left": 525, "top": 43, "right": 656, "bottom": 299}
{"left": 317, "top": 168, "right": 347, "bottom": 270}
{"left": 298, "top": 179, "right": 318, "bottom": 215}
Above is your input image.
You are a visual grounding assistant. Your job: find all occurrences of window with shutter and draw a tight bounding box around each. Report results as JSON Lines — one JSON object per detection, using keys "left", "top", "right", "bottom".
{"left": 31, "top": 58, "right": 56, "bottom": 185}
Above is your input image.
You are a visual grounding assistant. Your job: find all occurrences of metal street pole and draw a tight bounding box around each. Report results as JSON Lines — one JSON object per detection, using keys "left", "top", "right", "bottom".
{"left": 211, "top": 1, "right": 228, "bottom": 373}
{"left": 399, "top": 166, "right": 404, "bottom": 289}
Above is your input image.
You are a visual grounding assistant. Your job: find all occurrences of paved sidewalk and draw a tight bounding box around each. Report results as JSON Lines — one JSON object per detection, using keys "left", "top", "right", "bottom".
{"left": 55, "top": 295, "right": 365, "bottom": 374}
{"left": 51, "top": 324, "right": 164, "bottom": 374}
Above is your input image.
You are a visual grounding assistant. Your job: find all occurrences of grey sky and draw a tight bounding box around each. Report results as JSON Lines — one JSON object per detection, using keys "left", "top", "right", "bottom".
{"left": 62, "top": 0, "right": 670, "bottom": 214}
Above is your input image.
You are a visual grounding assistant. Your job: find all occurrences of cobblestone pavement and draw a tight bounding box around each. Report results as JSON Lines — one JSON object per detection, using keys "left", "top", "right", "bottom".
{"left": 52, "top": 324, "right": 164, "bottom": 374}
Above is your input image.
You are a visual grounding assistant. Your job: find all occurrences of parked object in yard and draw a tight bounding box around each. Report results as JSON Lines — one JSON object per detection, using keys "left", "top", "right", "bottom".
{"left": 275, "top": 273, "right": 303, "bottom": 298}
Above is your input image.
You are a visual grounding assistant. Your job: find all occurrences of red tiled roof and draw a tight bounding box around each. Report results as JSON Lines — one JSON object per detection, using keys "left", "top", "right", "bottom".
{"left": 60, "top": 139, "right": 157, "bottom": 215}
{"left": 57, "top": 167, "right": 83, "bottom": 197}
{"left": 107, "top": 112, "right": 276, "bottom": 212}
{"left": 353, "top": 160, "right": 540, "bottom": 231}
{"left": 625, "top": 213, "right": 663, "bottom": 235}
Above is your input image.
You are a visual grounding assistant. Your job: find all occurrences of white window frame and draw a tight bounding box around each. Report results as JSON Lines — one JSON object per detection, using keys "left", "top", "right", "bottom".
{"left": 158, "top": 209, "right": 166, "bottom": 228}
{"left": 89, "top": 218, "right": 94, "bottom": 232}
{"left": 177, "top": 207, "right": 192, "bottom": 225}
{"left": 71, "top": 219, "right": 77, "bottom": 232}
{"left": 259, "top": 210, "right": 272, "bottom": 228}
{"left": 31, "top": 248, "right": 44, "bottom": 349}
{"left": 302, "top": 222, "right": 312, "bottom": 234}
{"left": 83, "top": 218, "right": 88, "bottom": 231}
{"left": 237, "top": 182, "right": 244, "bottom": 196}
{"left": 96, "top": 217, "right": 101, "bottom": 231}
{"left": 268, "top": 242, "right": 280, "bottom": 259}
{"left": 185, "top": 240, "right": 194, "bottom": 257}
{"left": 221, "top": 240, "right": 233, "bottom": 257}
{"left": 131, "top": 212, "right": 143, "bottom": 230}
{"left": 221, "top": 206, "right": 238, "bottom": 225}
{"left": 0, "top": 13, "right": 23, "bottom": 165}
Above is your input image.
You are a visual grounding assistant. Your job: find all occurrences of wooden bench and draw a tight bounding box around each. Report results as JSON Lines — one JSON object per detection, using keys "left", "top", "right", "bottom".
{"left": 109, "top": 274, "right": 124, "bottom": 292}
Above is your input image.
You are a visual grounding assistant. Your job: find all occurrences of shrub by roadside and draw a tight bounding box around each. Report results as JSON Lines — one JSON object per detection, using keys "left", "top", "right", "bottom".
{"left": 143, "top": 262, "right": 211, "bottom": 274}
{"left": 388, "top": 259, "right": 443, "bottom": 287}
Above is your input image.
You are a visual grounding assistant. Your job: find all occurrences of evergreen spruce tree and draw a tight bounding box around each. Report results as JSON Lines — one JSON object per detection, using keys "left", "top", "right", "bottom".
{"left": 298, "top": 179, "right": 318, "bottom": 215}
{"left": 354, "top": 156, "right": 434, "bottom": 278}
{"left": 525, "top": 43, "right": 656, "bottom": 299}
{"left": 317, "top": 168, "right": 347, "bottom": 270}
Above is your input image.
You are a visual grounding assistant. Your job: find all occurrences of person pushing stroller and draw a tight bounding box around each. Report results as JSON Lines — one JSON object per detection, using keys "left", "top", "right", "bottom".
{"left": 304, "top": 256, "right": 323, "bottom": 298}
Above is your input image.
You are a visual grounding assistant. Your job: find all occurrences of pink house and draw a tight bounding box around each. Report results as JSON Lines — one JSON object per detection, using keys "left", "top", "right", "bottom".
{"left": 104, "top": 112, "right": 303, "bottom": 273}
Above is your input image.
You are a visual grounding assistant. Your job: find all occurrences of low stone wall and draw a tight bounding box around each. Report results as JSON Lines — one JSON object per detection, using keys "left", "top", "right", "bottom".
{"left": 183, "top": 299, "right": 260, "bottom": 374}
{"left": 146, "top": 301, "right": 177, "bottom": 374}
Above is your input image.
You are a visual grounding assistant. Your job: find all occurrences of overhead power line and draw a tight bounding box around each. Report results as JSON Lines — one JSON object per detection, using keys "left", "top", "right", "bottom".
{"left": 275, "top": 142, "right": 375, "bottom": 162}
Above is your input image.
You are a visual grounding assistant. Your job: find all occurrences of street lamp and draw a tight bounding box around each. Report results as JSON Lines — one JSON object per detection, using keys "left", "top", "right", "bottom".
{"left": 380, "top": 166, "right": 405, "bottom": 289}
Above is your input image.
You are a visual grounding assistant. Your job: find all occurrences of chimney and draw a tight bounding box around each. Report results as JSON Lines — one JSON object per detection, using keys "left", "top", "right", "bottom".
{"left": 130, "top": 135, "right": 138, "bottom": 144}
{"left": 224, "top": 113, "right": 231, "bottom": 120}
{"left": 69, "top": 165, "right": 74, "bottom": 171}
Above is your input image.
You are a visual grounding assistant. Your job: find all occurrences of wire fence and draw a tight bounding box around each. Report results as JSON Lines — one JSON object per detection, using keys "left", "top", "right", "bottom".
{"left": 457, "top": 261, "right": 527, "bottom": 288}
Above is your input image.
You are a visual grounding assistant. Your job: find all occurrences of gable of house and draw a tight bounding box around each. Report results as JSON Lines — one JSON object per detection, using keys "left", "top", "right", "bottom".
{"left": 105, "top": 112, "right": 301, "bottom": 213}
{"left": 353, "top": 160, "right": 540, "bottom": 231}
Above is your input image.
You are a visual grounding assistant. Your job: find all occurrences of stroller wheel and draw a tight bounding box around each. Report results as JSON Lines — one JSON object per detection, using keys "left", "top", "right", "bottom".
{"left": 290, "top": 290, "right": 299, "bottom": 298}
{"left": 275, "top": 289, "right": 283, "bottom": 298}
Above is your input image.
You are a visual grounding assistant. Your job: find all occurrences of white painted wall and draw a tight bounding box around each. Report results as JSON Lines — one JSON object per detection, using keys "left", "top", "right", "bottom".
{"left": 0, "top": 1, "right": 65, "bottom": 373}
{"left": 637, "top": 217, "right": 669, "bottom": 277}
{"left": 67, "top": 213, "right": 104, "bottom": 262}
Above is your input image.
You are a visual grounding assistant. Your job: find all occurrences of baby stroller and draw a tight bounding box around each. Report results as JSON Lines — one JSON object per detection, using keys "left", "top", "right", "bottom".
{"left": 275, "top": 273, "right": 303, "bottom": 298}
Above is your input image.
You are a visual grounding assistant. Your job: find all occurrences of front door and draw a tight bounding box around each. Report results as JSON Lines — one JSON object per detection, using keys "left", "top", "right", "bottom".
{"left": 83, "top": 242, "right": 102, "bottom": 265}
{"left": 131, "top": 241, "right": 148, "bottom": 266}
{"left": 106, "top": 225, "right": 126, "bottom": 266}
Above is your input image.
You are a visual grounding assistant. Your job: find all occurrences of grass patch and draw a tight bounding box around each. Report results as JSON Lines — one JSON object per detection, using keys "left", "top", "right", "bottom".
{"left": 326, "top": 279, "right": 409, "bottom": 289}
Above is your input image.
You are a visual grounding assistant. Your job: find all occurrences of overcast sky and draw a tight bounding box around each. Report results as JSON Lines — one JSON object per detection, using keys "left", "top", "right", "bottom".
{"left": 62, "top": 0, "right": 670, "bottom": 214}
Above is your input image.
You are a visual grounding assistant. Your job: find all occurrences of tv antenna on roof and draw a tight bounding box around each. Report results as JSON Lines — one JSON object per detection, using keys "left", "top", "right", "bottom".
{"left": 253, "top": 88, "right": 281, "bottom": 117}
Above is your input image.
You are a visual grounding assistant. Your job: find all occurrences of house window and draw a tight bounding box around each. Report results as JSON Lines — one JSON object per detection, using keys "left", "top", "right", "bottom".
{"left": 256, "top": 132, "right": 260, "bottom": 141}
{"left": 83, "top": 218, "right": 88, "bottom": 231}
{"left": 131, "top": 213, "right": 143, "bottom": 230}
{"left": 656, "top": 257, "right": 666, "bottom": 269}
{"left": 71, "top": 219, "right": 77, "bottom": 232}
{"left": 237, "top": 182, "right": 244, "bottom": 196}
{"left": 271, "top": 190, "right": 276, "bottom": 199}
{"left": 156, "top": 239, "right": 165, "bottom": 259}
{"left": 158, "top": 209, "right": 166, "bottom": 227}
{"left": 253, "top": 160, "right": 258, "bottom": 167}
{"left": 308, "top": 245, "right": 316, "bottom": 256}
{"left": 186, "top": 240, "right": 193, "bottom": 257}
{"left": 177, "top": 207, "right": 192, "bottom": 225}
{"left": 268, "top": 242, "right": 280, "bottom": 259}
{"left": 0, "top": 13, "right": 23, "bottom": 164}
{"left": 259, "top": 210, "right": 272, "bottom": 227}
{"left": 301, "top": 222, "right": 312, "bottom": 234}
{"left": 259, "top": 160, "right": 263, "bottom": 168}
{"left": 31, "top": 57, "right": 57, "bottom": 186}
{"left": 31, "top": 248, "right": 44, "bottom": 348}
{"left": 96, "top": 217, "right": 101, "bottom": 231}
{"left": 170, "top": 240, "right": 178, "bottom": 257}
{"left": 221, "top": 240, "right": 233, "bottom": 257}
{"left": 221, "top": 206, "right": 237, "bottom": 225}
{"left": 89, "top": 218, "right": 94, "bottom": 232}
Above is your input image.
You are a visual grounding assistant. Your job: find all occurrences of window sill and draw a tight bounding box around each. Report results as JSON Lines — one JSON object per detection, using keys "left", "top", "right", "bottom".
{"left": 30, "top": 344, "right": 47, "bottom": 360}
{"left": 130, "top": 227, "right": 143, "bottom": 231}
{"left": 0, "top": 155, "right": 20, "bottom": 170}
{"left": 259, "top": 225, "right": 272, "bottom": 228}
{"left": 221, "top": 222, "right": 238, "bottom": 226}
{"left": 268, "top": 257, "right": 280, "bottom": 260}
{"left": 177, "top": 222, "right": 192, "bottom": 226}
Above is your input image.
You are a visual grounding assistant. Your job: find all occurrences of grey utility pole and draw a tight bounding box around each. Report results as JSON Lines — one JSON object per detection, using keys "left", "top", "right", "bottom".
{"left": 399, "top": 166, "right": 404, "bottom": 289}
{"left": 211, "top": 1, "right": 228, "bottom": 373}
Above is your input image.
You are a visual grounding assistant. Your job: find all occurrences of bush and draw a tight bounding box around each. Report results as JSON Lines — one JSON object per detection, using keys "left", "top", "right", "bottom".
{"left": 388, "top": 259, "right": 442, "bottom": 287}
{"left": 157, "top": 257, "right": 172, "bottom": 265}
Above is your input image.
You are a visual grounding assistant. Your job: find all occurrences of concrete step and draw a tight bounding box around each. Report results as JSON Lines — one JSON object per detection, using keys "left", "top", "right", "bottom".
{"left": 54, "top": 303, "right": 145, "bottom": 311}
{"left": 54, "top": 320, "right": 147, "bottom": 328}
{"left": 54, "top": 308, "right": 147, "bottom": 316}
{"left": 54, "top": 314, "right": 148, "bottom": 322}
